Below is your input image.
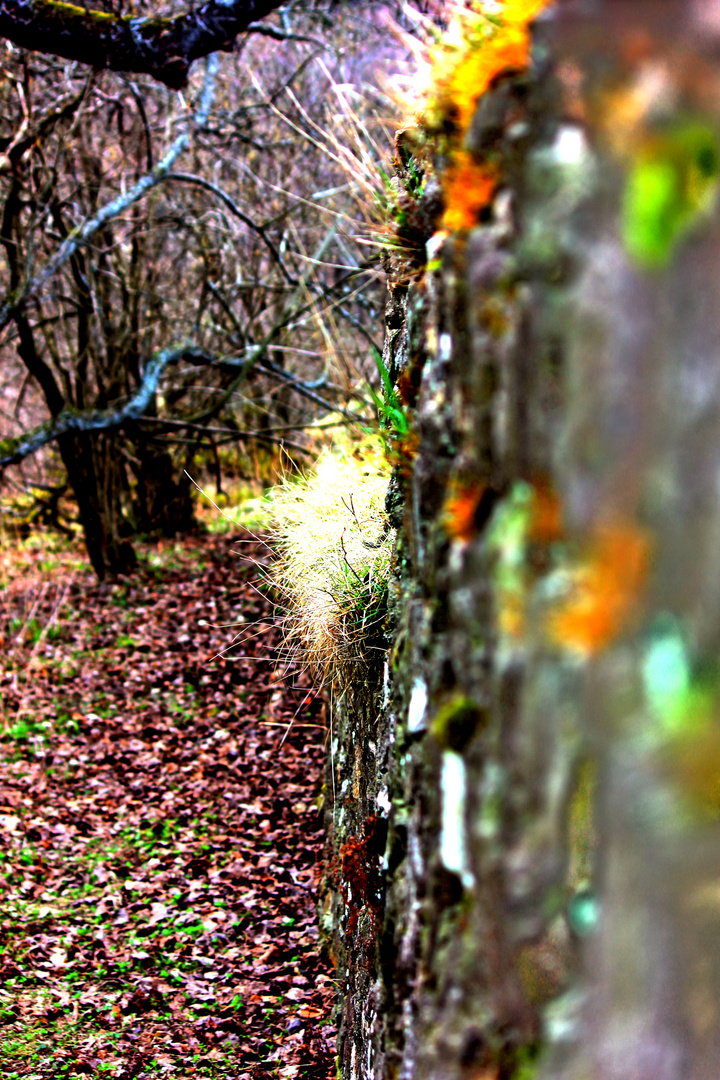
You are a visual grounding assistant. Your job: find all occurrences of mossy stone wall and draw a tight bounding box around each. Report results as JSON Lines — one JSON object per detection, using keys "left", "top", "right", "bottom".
{"left": 321, "top": 4, "right": 720, "bottom": 1079}
{"left": 320, "top": 29, "right": 581, "bottom": 1079}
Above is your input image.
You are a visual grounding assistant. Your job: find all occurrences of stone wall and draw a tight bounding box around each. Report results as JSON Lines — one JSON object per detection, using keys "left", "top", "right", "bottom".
{"left": 320, "top": 4, "right": 720, "bottom": 1079}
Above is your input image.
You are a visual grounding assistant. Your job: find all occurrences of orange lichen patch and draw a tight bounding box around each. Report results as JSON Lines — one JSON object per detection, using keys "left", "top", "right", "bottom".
{"left": 423, "top": 2, "right": 553, "bottom": 234}
{"left": 432, "top": 27, "right": 529, "bottom": 133}
{"left": 500, "top": 0, "right": 553, "bottom": 22}
{"left": 442, "top": 152, "right": 498, "bottom": 230}
{"left": 396, "top": 362, "right": 423, "bottom": 409}
{"left": 528, "top": 482, "right": 564, "bottom": 544}
{"left": 443, "top": 479, "right": 506, "bottom": 541}
{"left": 548, "top": 521, "right": 652, "bottom": 655}
{"left": 425, "top": 1, "right": 552, "bottom": 134}
{"left": 443, "top": 481, "right": 489, "bottom": 541}
{"left": 386, "top": 427, "right": 420, "bottom": 480}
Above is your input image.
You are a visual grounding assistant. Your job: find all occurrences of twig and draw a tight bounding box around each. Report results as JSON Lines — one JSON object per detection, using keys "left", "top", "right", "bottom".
{"left": 0, "top": 56, "right": 219, "bottom": 337}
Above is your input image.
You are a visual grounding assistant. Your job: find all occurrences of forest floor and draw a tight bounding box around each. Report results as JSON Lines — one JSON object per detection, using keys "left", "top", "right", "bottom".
{"left": 0, "top": 523, "right": 335, "bottom": 1079}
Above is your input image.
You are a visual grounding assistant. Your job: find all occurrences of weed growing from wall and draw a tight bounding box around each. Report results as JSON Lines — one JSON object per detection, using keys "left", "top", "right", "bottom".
{"left": 366, "top": 349, "right": 410, "bottom": 445}
{"left": 269, "top": 434, "right": 394, "bottom": 688}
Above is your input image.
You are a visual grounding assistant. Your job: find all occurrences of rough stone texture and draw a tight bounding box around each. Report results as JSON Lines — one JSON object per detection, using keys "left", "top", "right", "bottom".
{"left": 321, "top": 29, "right": 580, "bottom": 1079}
{"left": 321, "top": 4, "right": 720, "bottom": 1079}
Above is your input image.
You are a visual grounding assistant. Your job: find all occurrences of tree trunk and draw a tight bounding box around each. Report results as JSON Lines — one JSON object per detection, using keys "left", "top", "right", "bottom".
{"left": 131, "top": 443, "right": 195, "bottom": 539}
{"left": 58, "top": 431, "right": 136, "bottom": 579}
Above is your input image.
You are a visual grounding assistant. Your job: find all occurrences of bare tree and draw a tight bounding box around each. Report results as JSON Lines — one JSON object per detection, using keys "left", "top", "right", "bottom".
{"left": 0, "top": 4, "right": 398, "bottom": 575}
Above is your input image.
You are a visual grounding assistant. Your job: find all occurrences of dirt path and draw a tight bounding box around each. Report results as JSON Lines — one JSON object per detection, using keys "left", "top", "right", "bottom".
{"left": 0, "top": 530, "right": 335, "bottom": 1079}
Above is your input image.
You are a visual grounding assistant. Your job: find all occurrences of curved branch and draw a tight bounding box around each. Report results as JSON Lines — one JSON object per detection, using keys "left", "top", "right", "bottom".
{"left": 0, "top": 338, "right": 361, "bottom": 469}
{"left": 0, "top": 344, "right": 217, "bottom": 468}
{"left": 0, "top": 86, "right": 86, "bottom": 175}
{"left": 244, "top": 20, "right": 327, "bottom": 49}
{"left": 165, "top": 171, "right": 296, "bottom": 283}
{"left": 0, "top": 0, "right": 284, "bottom": 88}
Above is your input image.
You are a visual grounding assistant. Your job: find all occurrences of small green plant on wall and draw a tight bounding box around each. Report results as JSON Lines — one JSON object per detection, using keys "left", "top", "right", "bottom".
{"left": 366, "top": 348, "right": 410, "bottom": 446}
{"left": 270, "top": 433, "right": 394, "bottom": 688}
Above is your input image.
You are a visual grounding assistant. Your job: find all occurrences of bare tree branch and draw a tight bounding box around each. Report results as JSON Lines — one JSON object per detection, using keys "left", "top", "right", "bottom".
{"left": 0, "top": 86, "right": 87, "bottom": 174}
{"left": 0, "top": 55, "right": 219, "bottom": 338}
{"left": 138, "top": 417, "right": 353, "bottom": 437}
{"left": 0, "top": 0, "right": 285, "bottom": 89}
{"left": 244, "top": 20, "right": 327, "bottom": 49}
{"left": 165, "top": 170, "right": 296, "bottom": 283}
{"left": 182, "top": 344, "right": 369, "bottom": 424}
{"left": 257, "top": 354, "right": 352, "bottom": 415}
{"left": 0, "top": 343, "right": 211, "bottom": 467}
{"left": 0, "top": 333, "right": 370, "bottom": 468}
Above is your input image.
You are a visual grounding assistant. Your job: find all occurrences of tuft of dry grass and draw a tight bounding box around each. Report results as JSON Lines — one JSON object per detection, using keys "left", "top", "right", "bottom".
{"left": 269, "top": 434, "right": 394, "bottom": 687}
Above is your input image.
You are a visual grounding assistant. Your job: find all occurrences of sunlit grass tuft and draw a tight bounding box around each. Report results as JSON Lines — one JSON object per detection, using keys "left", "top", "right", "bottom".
{"left": 270, "top": 434, "right": 394, "bottom": 687}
